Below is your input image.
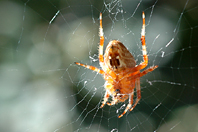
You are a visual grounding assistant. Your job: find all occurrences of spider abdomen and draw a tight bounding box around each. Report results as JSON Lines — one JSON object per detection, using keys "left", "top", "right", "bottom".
{"left": 104, "top": 40, "right": 136, "bottom": 72}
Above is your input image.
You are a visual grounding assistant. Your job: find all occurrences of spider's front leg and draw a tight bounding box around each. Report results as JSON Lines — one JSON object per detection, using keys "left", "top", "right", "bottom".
{"left": 98, "top": 12, "right": 105, "bottom": 68}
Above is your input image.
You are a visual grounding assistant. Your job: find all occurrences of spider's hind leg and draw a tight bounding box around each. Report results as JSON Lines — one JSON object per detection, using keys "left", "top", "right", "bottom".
{"left": 130, "top": 78, "right": 141, "bottom": 111}
{"left": 118, "top": 91, "right": 134, "bottom": 118}
{"left": 107, "top": 97, "right": 118, "bottom": 106}
{"left": 100, "top": 91, "right": 110, "bottom": 108}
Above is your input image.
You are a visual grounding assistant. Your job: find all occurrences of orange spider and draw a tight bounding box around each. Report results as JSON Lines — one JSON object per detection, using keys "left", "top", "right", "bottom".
{"left": 75, "top": 12, "right": 158, "bottom": 118}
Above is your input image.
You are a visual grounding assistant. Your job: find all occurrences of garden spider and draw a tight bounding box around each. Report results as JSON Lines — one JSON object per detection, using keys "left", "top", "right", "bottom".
{"left": 75, "top": 12, "right": 158, "bottom": 118}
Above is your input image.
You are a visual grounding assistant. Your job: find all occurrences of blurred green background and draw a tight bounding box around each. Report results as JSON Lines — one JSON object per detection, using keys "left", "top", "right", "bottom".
{"left": 0, "top": 0, "right": 198, "bottom": 132}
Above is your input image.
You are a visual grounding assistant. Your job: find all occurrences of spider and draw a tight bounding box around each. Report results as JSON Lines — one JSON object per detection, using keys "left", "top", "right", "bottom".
{"left": 75, "top": 12, "right": 158, "bottom": 118}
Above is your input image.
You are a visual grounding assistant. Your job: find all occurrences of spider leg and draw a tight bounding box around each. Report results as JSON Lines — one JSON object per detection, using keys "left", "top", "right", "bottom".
{"left": 107, "top": 97, "right": 118, "bottom": 106}
{"left": 118, "top": 65, "right": 157, "bottom": 118}
{"left": 138, "top": 65, "right": 158, "bottom": 78}
{"left": 99, "top": 13, "right": 105, "bottom": 68}
{"left": 125, "top": 65, "right": 158, "bottom": 79}
{"left": 137, "top": 11, "right": 148, "bottom": 70}
{"left": 118, "top": 90, "right": 134, "bottom": 118}
{"left": 127, "top": 66, "right": 157, "bottom": 111}
{"left": 127, "top": 12, "right": 148, "bottom": 73}
{"left": 119, "top": 12, "right": 153, "bottom": 75}
{"left": 75, "top": 62, "right": 104, "bottom": 74}
{"left": 130, "top": 78, "right": 141, "bottom": 111}
{"left": 100, "top": 90, "right": 110, "bottom": 108}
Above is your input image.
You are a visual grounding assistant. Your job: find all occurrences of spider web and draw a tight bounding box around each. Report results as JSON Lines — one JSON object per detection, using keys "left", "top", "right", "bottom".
{"left": 1, "top": 0, "right": 198, "bottom": 132}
